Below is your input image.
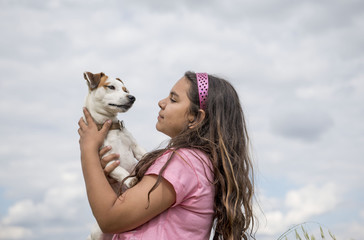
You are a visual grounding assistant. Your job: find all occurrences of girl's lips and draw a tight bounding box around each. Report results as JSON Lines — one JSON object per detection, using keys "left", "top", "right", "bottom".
{"left": 158, "top": 111, "right": 164, "bottom": 119}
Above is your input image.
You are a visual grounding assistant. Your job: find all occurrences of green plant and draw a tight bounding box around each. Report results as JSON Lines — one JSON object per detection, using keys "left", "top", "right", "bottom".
{"left": 277, "top": 222, "right": 337, "bottom": 240}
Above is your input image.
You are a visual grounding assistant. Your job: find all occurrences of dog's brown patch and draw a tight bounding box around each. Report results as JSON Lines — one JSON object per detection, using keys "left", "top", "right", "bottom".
{"left": 98, "top": 74, "right": 109, "bottom": 88}
{"left": 122, "top": 86, "right": 129, "bottom": 93}
{"left": 116, "top": 78, "right": 123, "bottom": 84}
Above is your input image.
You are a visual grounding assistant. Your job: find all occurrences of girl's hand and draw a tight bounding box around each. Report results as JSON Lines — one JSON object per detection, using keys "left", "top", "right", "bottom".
{"left": 78, "top": 108, "right": 111, "bottom": 153}
{"left": 99, "top": 146, "right": 120, "bottom": 185}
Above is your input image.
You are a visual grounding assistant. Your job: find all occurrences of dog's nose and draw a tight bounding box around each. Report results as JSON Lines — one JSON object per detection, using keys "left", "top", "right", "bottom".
{"left": 128, "top": 95, "right": 136, "bottom": 103}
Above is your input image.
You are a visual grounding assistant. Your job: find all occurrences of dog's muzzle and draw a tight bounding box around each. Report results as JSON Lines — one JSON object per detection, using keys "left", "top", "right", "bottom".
{"left": 108, "top": 95, "right": 136, "bottom": 110}
{"left": 128, "top": 95, "right": 135, "bottom": 103}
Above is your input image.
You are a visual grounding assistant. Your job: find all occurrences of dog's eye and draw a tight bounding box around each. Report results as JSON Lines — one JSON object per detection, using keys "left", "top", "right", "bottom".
{"left": 107, "top": 85, "right": 116, "bottom": 90}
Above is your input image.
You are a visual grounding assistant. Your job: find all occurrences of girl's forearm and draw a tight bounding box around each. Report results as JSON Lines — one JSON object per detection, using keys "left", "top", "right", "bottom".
{"left": 81, "top": 148, "right": 118, "bottom": 225}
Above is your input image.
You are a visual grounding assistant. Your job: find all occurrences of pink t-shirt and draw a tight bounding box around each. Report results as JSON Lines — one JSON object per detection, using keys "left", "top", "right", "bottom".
{"left": 112, "top": 148, "right": 215, "bottom": 240}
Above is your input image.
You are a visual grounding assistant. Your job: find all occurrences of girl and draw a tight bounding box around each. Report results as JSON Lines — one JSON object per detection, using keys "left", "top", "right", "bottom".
{"left": 78, "top": 71, "right": 255, "bottom": 240}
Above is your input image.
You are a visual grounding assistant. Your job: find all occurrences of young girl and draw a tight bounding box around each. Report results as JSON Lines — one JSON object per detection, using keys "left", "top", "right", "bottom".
{"left": 78, "top": 71, "right": 255, "bottom": 240}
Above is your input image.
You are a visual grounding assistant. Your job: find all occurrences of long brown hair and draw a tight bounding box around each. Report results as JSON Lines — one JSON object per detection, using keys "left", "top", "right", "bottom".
{"left": 126, "top": 71, "right": 255, "bottom": 239}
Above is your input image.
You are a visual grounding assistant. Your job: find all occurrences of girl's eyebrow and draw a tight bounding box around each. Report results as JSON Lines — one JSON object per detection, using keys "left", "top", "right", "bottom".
{"left": 170, "top": 91, "right": 179, "bottom": 98}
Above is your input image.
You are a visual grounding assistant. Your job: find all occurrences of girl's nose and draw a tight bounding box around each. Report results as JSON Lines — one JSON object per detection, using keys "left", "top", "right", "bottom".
{"left": 158, "top": 98, "right": 166, "bottom": 109}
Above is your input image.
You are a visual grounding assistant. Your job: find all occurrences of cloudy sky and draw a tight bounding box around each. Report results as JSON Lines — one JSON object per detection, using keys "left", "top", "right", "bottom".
{"left": 0, "top": 0, "right": 363, "bottom": 239}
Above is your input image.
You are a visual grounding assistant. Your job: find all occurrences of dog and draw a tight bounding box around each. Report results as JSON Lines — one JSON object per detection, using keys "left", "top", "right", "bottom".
{"left": 83, "top": 71, "right": 146, "bottom": 240}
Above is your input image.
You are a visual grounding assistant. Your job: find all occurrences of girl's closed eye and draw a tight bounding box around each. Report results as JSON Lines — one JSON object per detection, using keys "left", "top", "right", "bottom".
{"left": 169, "top": 92, "right": 178, "bottom": 103}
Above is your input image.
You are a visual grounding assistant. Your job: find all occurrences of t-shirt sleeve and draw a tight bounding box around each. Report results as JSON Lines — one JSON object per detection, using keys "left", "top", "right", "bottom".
{"left": 145, "top": 149, "right": 198, "bottom": 206}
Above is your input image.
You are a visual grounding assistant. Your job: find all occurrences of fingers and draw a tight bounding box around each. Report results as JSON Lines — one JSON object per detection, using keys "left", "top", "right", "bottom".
{"left": 78, "top": 116, "right": 86, "bottom": 129}
{"left": 100, "top": 152, "right": 120, "bottom": 169}
{"left": 103, "top": 159, "right": 120, "bottom": 177}
{"left": 79, "top": 108, "right": 111, "bottom": 132}
{"left": 100, "top": 151, "right": 120, "bottom": 184}
{"left": 77, "top": 119, "right": 85, "bottom": 138}
{"left": 99, "top": 146, "right": 112, "bottom": 157}
{"left": 100, "top": 119, "right": 112, "bottom": 136}
{"left": 82, "top": 107, "right": 93, "bottom": 123}
{"left": 81, "top": 107, "right": 99, "bottom": 129}
{"left": 78, "top": 109, "right": 91, "bottom": 133}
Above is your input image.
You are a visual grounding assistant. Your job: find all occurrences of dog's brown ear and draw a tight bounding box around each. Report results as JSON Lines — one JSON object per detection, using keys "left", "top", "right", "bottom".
{"left": 84, "top": 71, "right": 101, "bottom": 90}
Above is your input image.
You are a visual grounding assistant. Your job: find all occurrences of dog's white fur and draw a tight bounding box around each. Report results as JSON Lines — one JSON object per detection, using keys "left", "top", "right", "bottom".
{"left": 83, "top": 71, "right": 146, "bottom": 240}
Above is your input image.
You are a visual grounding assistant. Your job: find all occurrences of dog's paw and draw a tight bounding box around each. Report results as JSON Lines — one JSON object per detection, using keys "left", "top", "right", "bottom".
{"left": 124, "top": 177, "right": 138, "bottom": 188}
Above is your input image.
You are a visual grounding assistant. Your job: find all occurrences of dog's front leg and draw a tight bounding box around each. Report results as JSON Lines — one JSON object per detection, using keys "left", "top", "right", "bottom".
{"left": 109, "top": 164, "right": 136, "bottom": 188}
{"left": 122, "top": 129, "right": 146, "bottom": 161}
{"left": 132, "top": 145, "right": 147, "bottom": 160}
{"left": 109, "top": 164, "right": 131, "bottom": 182}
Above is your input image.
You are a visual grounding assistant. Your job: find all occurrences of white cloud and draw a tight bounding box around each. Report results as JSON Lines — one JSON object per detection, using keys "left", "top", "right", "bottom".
{"left": 257, "top": 183, "right": 339, "bottom": 236}
{"left": 285, "top": 183, "right": 338, "bottom": 222}
{"left": 0, "top": 171, "right": 92, "bottom": 240}
{"left": 0, "top": 225, "right": 32, "bottom": 240}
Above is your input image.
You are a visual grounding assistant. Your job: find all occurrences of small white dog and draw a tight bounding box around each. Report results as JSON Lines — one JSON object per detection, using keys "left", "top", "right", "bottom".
{"left": 83, "top": 71, "right": 146, "bottom": 240}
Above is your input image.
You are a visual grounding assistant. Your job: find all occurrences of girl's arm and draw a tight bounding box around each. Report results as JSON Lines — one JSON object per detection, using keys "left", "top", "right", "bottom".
{"left": 78, "top": 108, "right": 176, "bottom": 233}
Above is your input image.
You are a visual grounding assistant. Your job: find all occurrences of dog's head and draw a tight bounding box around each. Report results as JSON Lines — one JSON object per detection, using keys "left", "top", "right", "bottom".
{"left": 83, "top": 71, "right": 135, "bottom": 114}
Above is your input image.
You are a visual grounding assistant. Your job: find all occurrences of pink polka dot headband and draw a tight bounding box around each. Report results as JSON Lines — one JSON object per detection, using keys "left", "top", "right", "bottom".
{"left": 196, "top": 73, "right": 209, "bottom": 110}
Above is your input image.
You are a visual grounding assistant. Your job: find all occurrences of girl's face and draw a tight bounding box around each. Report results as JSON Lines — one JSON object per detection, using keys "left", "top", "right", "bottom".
{"left": 156, "top": 76, "right": 195, "bottom": 138}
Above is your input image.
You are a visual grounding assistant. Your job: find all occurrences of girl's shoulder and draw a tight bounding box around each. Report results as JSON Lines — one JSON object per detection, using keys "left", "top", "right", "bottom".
{"left": 163, "top": 148, "right": 210, "bottom": 164}
{"left": 155, "top": 147, "right": 212, "bottom": 172}
{"left": 170, "top": 148, "right": 214, "bottom": 181}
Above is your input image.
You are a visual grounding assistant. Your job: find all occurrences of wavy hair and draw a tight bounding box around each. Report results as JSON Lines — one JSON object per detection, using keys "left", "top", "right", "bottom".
{"left": 126, "top": 71, "right": 255, "bottom": 240}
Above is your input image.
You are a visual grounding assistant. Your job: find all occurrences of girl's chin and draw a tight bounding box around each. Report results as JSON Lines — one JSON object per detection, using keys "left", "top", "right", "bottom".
{"left": 155, "top": 125, "right": 174, "bottom": 138}
{"left": 155, "top": 123, "right": 164, "bottom": 134}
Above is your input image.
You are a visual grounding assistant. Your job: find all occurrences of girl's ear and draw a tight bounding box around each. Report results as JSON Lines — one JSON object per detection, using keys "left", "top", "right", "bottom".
{"left": 188, "top": 110, "right": 206, "bottom": 129}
